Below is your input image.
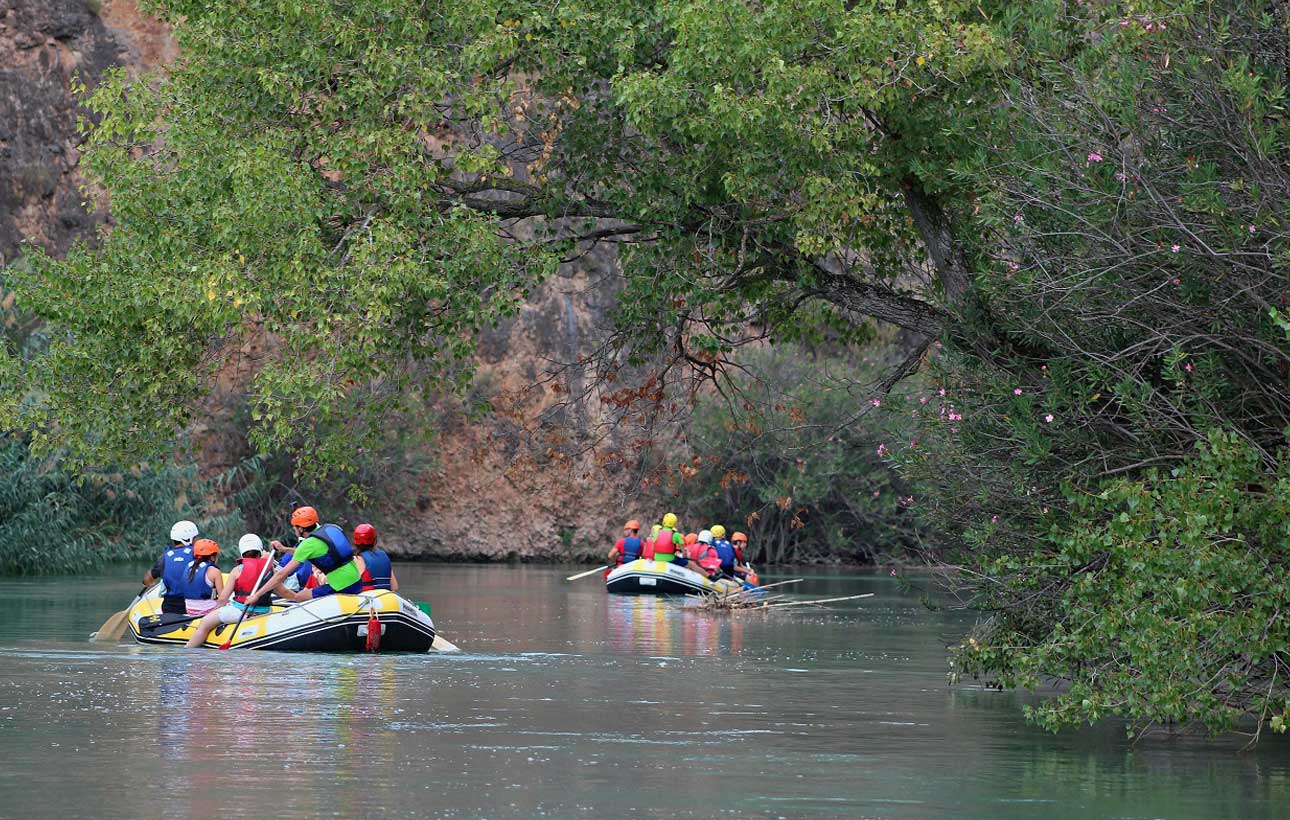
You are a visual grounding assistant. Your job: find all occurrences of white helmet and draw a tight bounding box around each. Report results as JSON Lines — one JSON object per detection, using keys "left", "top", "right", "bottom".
{"left": 237, "top": 533, "right": 264, "bottom": 556}
{"left": 170, "top": 520, "right": 199, "bottom": 545}
{"left": 697, "top": 530, "right": 714, "bottom": 544}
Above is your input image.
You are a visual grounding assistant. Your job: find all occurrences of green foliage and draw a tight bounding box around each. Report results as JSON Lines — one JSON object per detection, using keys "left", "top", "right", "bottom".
{"left": 683, "top": 344, "right": 923, "bottom": 563}
{"left": 953, "top": 432, "right": 1290, "bottom": 736}
{"left": 4, "top": 0, "right": 1287, "bottom": 735}
{"left": 0, "top": 434, "right": 244, "bottom": 575}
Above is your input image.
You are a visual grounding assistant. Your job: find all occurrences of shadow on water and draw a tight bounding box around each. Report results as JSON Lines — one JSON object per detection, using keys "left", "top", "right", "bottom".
{"left": 0, "top": 564, "right": 1287, "bottom": 818}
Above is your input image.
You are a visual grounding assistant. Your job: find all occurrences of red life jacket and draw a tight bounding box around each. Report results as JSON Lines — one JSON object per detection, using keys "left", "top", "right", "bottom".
{"left": 653, "top": 528, "right": 677, "bottom": 557}
{"left": 234, "top": 556, "right": 274, "bottom": 608}
{"left": 697, "top": 546, "right": 722, "bottom": 573}
{"left": 641, "top": 537, "right": 656, "bottom": 560}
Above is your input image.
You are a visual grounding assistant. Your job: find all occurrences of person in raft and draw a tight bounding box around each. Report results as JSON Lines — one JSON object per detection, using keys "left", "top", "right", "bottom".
{"left": 687, "top": 531, "right": 722, "bottom": 579}
{"left": 144, "top": 519, "right": 201, "bottom": 615}
{"left": 354, "top": 523, "right": 398, "bottom": 592}
{"left": 730, "top": 531, "right": 759, "bottom": 585}
{"left": 693, "top": 530, "right": 723, "bottom": 579}
{"left": 607, "top": 520, "right": 644, "bottom": 566}
{"left": 710, "top": 525, "right": 747, "bottom": 579}
{"left": 184, "top": 534, "right": 276, "bottom": 648}
{"left": 257, "top": 506, "right": 363, "bottom": 601}
{"left": 650, "top": 512, "right": 685, "bottom": 563}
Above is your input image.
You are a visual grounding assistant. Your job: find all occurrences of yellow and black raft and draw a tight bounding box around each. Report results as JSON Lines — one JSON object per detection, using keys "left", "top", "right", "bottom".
{"left": 605, "top": 558, "right": 752, "bottom": 596}
{"left": 127, "top": 584, "right": 437, "bottom": 652}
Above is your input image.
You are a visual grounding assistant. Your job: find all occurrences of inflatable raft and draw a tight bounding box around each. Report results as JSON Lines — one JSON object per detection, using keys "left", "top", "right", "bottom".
{"left": 127, "top": 584, "right": 436, "bottom": 652}
{"left": 605, "top": 559, "right": 753, "bottom": 596}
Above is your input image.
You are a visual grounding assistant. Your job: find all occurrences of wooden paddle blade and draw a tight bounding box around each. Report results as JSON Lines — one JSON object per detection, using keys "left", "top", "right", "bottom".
{"left": 91, "top": 609, "right": 128, "bottom": 642}
{"left": 431, "top": 635, "right": 459, "bottom": 652}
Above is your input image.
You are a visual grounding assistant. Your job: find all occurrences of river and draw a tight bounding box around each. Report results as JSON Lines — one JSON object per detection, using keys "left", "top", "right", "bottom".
{"left": 0, "top": 564, "right": 1286, "bottom": 818}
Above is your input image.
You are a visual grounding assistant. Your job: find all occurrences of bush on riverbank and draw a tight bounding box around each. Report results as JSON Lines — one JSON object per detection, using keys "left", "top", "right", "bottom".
{"left": 0, "top": 434, "right": 244, "bottom": 575}
{"left": 682, "top": 344, "right": 925, "bottom": 564}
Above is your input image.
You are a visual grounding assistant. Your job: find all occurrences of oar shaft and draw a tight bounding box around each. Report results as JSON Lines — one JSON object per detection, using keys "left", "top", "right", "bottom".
{"left": 565, "top": 565, "right": 610, "bottom": 581}
{"left": 764, "top": 593, "right": 875, "bottom": 609}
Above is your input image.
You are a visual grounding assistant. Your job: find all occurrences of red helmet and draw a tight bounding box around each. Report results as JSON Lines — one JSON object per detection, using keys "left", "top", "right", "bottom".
{"left": 353, "top": 523, "right": 377, "bottom": 546}
{"left": 290, "top": 506, "right": 319, "bottom": 527}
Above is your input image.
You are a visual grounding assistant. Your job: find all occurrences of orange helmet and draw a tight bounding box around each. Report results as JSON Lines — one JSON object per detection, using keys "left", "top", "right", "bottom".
{"left": 291, "top": 506, "right": 319, "bottom": 527}
{"left": 684, "top": 533, "right": 698, "bottom": 545}
{"left": 353, "top": 523, "right": 377, "bottom": 546}
{"left": 731, "top": 531, "right": 748, "bottom": 544}
{"left": 624, "top": 519, "right": 641, "bottom": 531}
{"left": 193, "top": 538, "right": 220, "bottom": 558}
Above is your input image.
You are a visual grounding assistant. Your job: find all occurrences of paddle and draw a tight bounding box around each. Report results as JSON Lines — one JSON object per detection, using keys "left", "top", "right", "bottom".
{"left": 431, "top": 635, "right": 460, "bottom": 652}
{"left": 218, "top": 553, "right": 277, "bottom": 650}
{"left": 565, "top": 565, "right": 609, "bottom": 582}
{"left": 91, "top": 585, "right": 150, "bottom": 642}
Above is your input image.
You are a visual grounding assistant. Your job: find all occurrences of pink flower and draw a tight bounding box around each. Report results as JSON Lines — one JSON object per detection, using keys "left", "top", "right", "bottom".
{"left": 870, "top": 398, "right": 882, "bottom": 408}
{"left": 889, "top": 568, "right": 897, "bottom": 577}
{"left": 1007, "top": 261, "right": 1020, "bottom": 272}
{"left": 1172, "top": 277, "right": 1182, "bottom": 286}
{"left": 1087, "top": 151, "right": 1104, "bottom": 163}
{"left": 1145, "top": 23, "right": 1154, "bottom": 31}
{"left": 1249, "top": 224, "right": 1257, "bottom": 233}
{"left": 1159, "top": 23, "right": 1166, "bottom": 30}
{"left": 1120, "top": 19, "right": 1130, "bottom": 27}
{"left": 1044, "top": 414, "right": 1054, "bottom": 423}
{"left": 938, "top": 388, "right": 947, "bottom": 397}
{"left": 1115, "top": 171, "right": 1128, "bottom": 182}
{"left": 909, "top": 439, "right": 918, "bottom": 449}
{"left": 1171, "top": 244, "right": 1180, "bottom": 253}
{"left": 919, "top": 396, "right": 928, "bottom": 405}
{"left": 1184, "top": 362, "right": 1193, "bottom": 373}
{"left": 990, "top": 515, "right": 999, "bottom": 524}
{"left": 872, "top": 490, "right": 881, "bottom": 498}
{"left": 1013, "top": 213, "right": 1024, "bottom": 225}
{"left": 876, "top": 444, "right": 889, "bottom": 457}
{"left": 1042, "top": 506, "right": 1049, "bottom": 514}
{"left": 1014, "top": 388, "right": 1023, "bottom": 396}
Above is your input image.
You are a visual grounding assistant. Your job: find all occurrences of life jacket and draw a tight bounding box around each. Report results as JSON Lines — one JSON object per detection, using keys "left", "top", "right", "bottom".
{"left": 359, "top": 549, "right": 393, "bottom": 591}
{"left": 653, "top": 527, "right": 677, "bottom": 559}
{"left": 714, "top": 539, "right": 737, "bottom": 573}
{"left": 641, "top": 537, "right": 656, "bottom": 561}
{"left": 234, "top": 556, "right": 275, "bottom": 609}
{"left": 697, "top": 545, "right": 722, "bottom": 574}
{"left": 621, "top": 536, "right": 642, "bottom": 563}
{"left": 305, "top": 523, "right": 355, "bottom": 573}
{"left": 161, "top": 549, "right": 214, "bottom": 600}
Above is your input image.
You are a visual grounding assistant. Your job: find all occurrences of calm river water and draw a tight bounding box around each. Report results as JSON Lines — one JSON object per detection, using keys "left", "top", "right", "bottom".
{"left": 0, "top": 564, "right": 1287, "bottom": 819}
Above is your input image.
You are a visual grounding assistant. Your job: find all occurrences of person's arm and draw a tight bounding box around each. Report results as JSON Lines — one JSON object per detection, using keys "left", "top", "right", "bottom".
{"left": 206, "top": 565, "right": 225, "bottom": 600}
{"left": 253, "top": 559, "right": 298, "bottom": 599}
{"left": 215, "top": 566, "right": 241, "bottom": 604}
{"left": 389, "top": 567, "right": 399, "bottom": 593}
{"left": 143, "top": 554, "right": 164, "bottom": 585}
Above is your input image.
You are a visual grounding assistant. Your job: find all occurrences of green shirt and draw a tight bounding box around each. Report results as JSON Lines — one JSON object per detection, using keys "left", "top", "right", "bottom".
{"left": 294, "top": 534, "right": 362, "bottom": 591}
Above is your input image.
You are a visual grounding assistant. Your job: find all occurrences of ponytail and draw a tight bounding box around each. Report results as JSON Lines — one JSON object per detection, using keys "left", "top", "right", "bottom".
{"left": 187, "top": 558, "right": 205, "bottom": 583}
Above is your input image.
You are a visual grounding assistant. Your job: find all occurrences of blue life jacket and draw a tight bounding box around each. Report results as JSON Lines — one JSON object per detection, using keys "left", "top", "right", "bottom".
{"left": 305, "top": 523, "right": 355, "bottom": 573}
{"left": 714, "top": 539, "right": 737, "bottom": 573}
{"left": 162, "top": 550, "right": 215, "bottom": 600}
{"left": 360, "top": 549, "right": 393, "bottom": 590}
{"left": 278, "top": 552, "right": 313, "bottom": 587}
{"left": 621, "top": 536, "right": 643, "bottom": 562}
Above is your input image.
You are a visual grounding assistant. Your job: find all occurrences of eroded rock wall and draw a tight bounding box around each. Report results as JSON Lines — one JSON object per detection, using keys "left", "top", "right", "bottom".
{"left": 1, "top": 0, "right": 657, "bottom": 561}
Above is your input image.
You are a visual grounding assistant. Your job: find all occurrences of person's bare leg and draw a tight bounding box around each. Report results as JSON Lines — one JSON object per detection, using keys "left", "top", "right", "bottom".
{"left": 185, "top": 610, "right": 224, "bottom": 648}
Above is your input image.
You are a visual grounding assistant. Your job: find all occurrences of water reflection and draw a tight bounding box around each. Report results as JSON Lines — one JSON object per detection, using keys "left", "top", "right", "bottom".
{"left": 604, "top": 595, "right": 744, "bottom": 656}
{"left": 0, "top": 565, "right": 1288, "bottom": 820}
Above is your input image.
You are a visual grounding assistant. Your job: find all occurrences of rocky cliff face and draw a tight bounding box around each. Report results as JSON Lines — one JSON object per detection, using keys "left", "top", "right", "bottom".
{"left": 1, "top": 1, "right": 655, "bottom": 562}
